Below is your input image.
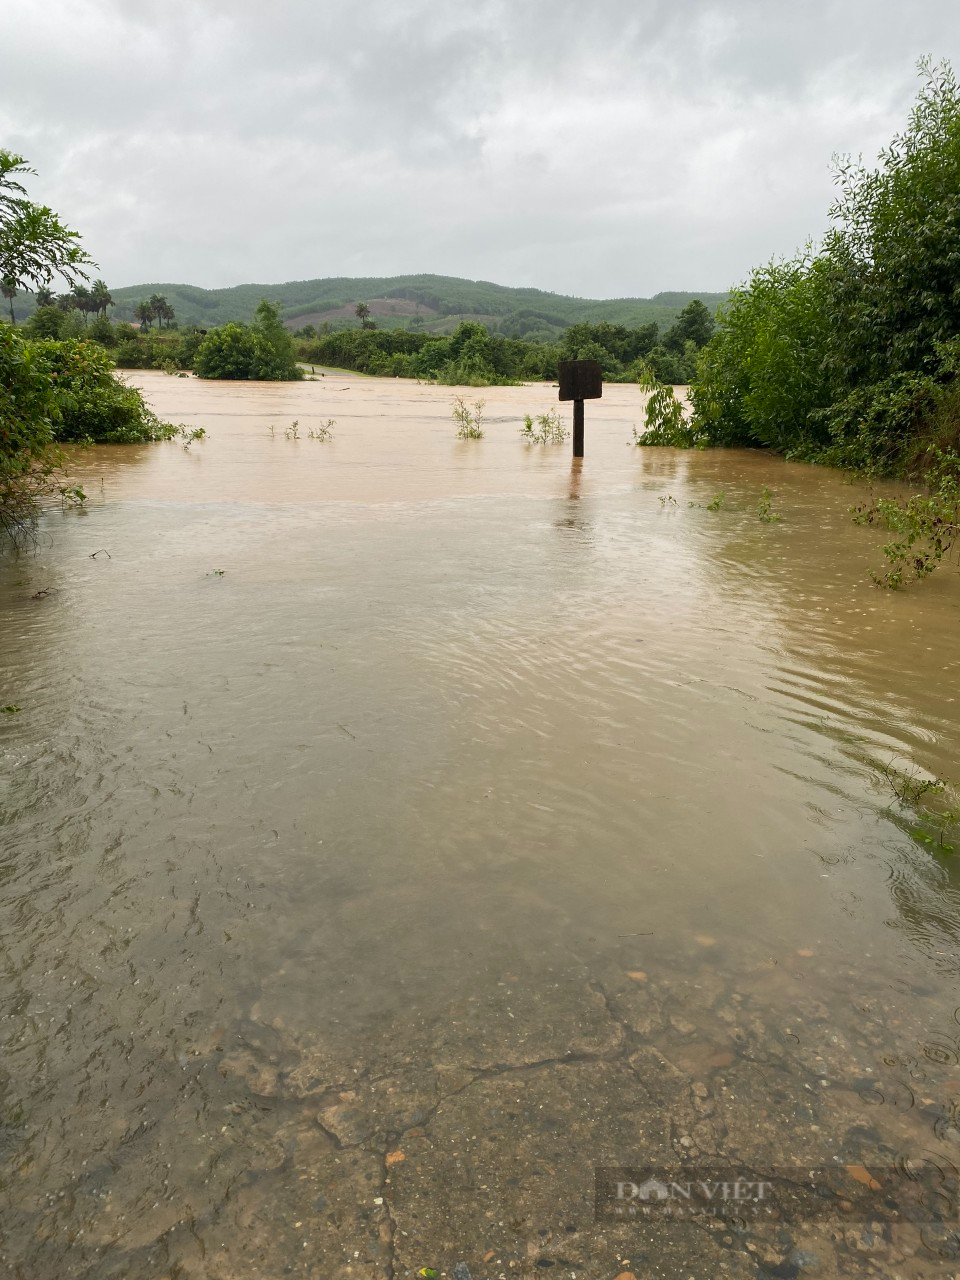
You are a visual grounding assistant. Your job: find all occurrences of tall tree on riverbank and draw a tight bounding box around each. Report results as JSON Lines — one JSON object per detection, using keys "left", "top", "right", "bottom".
{"left": 0, "top": 150, "right": 92, "bottom": 294}
{"left": 91, "top": 279, "right": 112, "bottom": 320}
{"left": 150, "top": 292, "right": 174, "bottom": 329}
{"left": 687, "top": 58, "right": 960, "bottom": 478}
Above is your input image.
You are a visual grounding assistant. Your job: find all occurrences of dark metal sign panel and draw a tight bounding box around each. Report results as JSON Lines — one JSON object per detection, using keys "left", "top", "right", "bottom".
{"left": 558, "top": 360, "right": 603, "bottom": 402}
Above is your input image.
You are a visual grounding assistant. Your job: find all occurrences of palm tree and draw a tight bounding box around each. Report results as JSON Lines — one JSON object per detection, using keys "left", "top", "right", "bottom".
{"left": 135, "top": 300, "right": 154, "bottom": 330}
{"left": 35, "top": 286, "right": 54, "bottom": 308}
{"left": 355, "top": 301, "right": 371, "bottom": 327}
{"left": 150, "top": 293, "right": 171, "bottom": 330}
{"left": 70, "top": 283, "right": 94, "bottom": 323}
{"left": 2, "top": 277, "right": 16, "bottom": 323}
{"left": 90, "top": 279, "right": 113, "bottom": 319}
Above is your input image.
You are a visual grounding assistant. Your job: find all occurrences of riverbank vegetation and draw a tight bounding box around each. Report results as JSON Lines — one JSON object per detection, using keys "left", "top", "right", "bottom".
{"left": 648, "top": 60, "right": 960, "bottom": 483}
{"left": 0, "top": 150, "right": 175, "bottom": 539}
{"left": 294, "top": 301, "right": 713, "bottom": 385}
{"left": 636, "top": 60, "right": 960, "bottom": 585}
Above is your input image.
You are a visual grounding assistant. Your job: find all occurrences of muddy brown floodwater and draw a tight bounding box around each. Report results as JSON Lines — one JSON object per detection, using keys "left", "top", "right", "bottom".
{"left": 2, "top": 371, "right": 960, "bottom": 1280}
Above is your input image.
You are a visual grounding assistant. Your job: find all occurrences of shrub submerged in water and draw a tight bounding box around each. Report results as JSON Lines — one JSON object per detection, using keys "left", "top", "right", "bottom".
{"left": 194, "top": 300, "right": 303, "bottom": 381}
{"left": 1, "top": 324, "right": 176, "bottom": 540}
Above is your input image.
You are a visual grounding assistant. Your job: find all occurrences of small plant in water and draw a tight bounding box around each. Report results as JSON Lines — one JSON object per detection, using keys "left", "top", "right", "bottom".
{"left": 658, "top": 494, "right": 678, "bottom": 507}
{"left": 58, "top": 484, "right": 87, "bottom": 507}
{"left": 176, "top": 426, "right": 206, "bottom": 449}
{"left": 633, "top": 363, "right": 701, "bottom": 447}
{"left": 1, "top": 704, "right": 21, "bottom": 714}
{"left": 452, "top": 396, "right": 485, "bottom": 439}
{"left": 208, "top": 569, "right": 226, "bottom": 577}
{"left": 520, "top": 410, "right": 568, "bottom": 445}
{"left": 757, "top": 487, "right": 782, "bottom": 522}
{"left": 706, "top": 491, "right": 726, "bottom": 511}
{"left": 285, "top": 419, "right": 301, "bottom": 440}
{"left": 851, "top": 448, "right": 960, "bottom": 588}
{"left": 878, "top": 760, "right": 957, "bottom": 854}
{"left": 308, "top": 420, "right": 335, "bottom": 441}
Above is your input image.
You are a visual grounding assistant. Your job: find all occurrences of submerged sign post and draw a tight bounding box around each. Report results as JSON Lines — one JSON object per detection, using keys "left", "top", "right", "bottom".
{"left": 558, "top": 360, "right": 603, "bottom": 458}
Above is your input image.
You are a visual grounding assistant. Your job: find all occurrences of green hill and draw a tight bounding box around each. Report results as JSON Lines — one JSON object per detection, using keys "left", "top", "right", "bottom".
{"left": 100, "top": 274, "right": 727, "bottom": 340}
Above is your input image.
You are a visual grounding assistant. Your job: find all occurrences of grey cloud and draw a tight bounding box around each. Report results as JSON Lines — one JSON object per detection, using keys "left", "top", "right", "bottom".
{"left": 1, "top": 0, "right": 959, "bottom": 295}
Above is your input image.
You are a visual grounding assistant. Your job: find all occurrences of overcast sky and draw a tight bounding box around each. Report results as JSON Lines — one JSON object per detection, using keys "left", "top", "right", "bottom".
{"left": 2, "top": 0, "right": 959, "bottom": 298}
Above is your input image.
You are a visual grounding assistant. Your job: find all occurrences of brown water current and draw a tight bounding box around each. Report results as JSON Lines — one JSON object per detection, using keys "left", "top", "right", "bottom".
{"left": 2, "top": 372, "right": 960, "bottom": 1279}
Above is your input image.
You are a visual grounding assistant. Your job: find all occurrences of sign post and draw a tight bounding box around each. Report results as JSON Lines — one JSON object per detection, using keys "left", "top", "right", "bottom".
{"left": 558, "top": 360, "right": 603, "bottom": 459}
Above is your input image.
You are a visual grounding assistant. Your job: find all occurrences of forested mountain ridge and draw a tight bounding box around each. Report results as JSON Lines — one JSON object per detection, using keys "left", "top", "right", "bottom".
{"left": 96, "top": 274, "right": 727, "bottom": 339}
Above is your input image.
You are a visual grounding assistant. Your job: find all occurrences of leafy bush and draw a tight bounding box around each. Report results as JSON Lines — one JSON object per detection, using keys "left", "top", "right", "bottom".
{"left": 687, "top": 61, "right": 960, "bottom": 480}
{"left": 36, "top": 338, "right": 176, "bottom": 443}
{"left": 1, "top": 325, "right": 175, "bottom": 538}
{"left": 0, "top": 322, "right": 59, "bottom": 537}
{"left": 195, "top": 300, "right": 302, "bottom": 381}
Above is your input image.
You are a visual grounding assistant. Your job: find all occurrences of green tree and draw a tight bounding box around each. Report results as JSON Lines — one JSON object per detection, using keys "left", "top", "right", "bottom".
{"left": 70, "top": 283, "right": 95, "bottom": 324}
{"left": 823, "top": 59, "right": 960, "bottom": 386}
{"left": 90, "top": 278, "right": 113, "bottom": 319}
{"left": 0, "top": 322, "right": 59, "bottom": 538}
{"left": 355, "top": 301, "right": 371, "bottom": 327}
{"left": 0, "top": 150, "right": 92, "bottom": 292}
{"left": 663, "top": 299, "right": 715, "bottom": 352}
{"left": 690, "top": 252, "right": 834, "bottom": 451}
{"left": 689, "top": 59, "right": 960, "bottom": 475}
{"left": 149, "top": 292, "right": 174, "bottom": 329}
{"left": 135, "top": 299, "right": 155, "bottom": 330}
{"left": 194, "top": 300, "right": 302, "bottom": 381}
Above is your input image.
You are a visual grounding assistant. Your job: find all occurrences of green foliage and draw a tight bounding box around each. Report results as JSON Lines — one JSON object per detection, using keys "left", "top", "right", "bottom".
{"left": 757, "top": 487, "right": 782, "bottom": 523}
{"left": 689, "top": 252, "right": 834, "bottom": 452}
{"left": 194, "top": 300, "right": 302, "bottom": 381}
{"left": 852, "top": 448, "right": 960, "bottom": 587}
{"left": 99, "top": 273, "right": 726, "bottom": 337}
{"left": 36, "top": 338, "right": 177, "bottom": 444}
{"left": 663, "top": 299, "right": 715, "bottom": 352}
{"left": 24, "top": 303, "right": 65, "bottom": 339}
{"left": 0, "top": 321, "right": 60, "bottom": 537}
{"left": 824, "top": 59, "right": 960, "bottom": 385}
{"left": 0, "top": 150, "right": 93, "bottom": 293}
{"left": 451, "top": 396, "right": 485, "bottom": 439}
{"left": 676, "top": 58, "right": 960, "bottom": 584}
{"left": 815, "top": 372, "right": 936, "bottom": 474}
{"left": 1, "top": 323, "right": 174, "bottom": 539}
{"left": 633, "top": 363, "right": 702, "bottom": 447}
{"left": 689, "top": 61, "right": 960, "bottom": 479}
{"left": 520, "top": 410, "right": 568, "bottom": 444}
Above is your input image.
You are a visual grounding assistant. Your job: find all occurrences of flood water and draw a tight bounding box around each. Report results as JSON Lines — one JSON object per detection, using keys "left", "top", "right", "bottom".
{"left": 2, "top": 371, "right": 960, "bottom": 1279}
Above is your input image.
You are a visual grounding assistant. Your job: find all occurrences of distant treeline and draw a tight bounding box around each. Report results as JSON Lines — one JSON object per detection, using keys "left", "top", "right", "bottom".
{"left": 298, "top": 301, "right": 714, "bottom": 385}
{"left": 19, "top": 299, "right": 301, "bottom": 381}
{"left": 19, "top": 296, "right": 716, "bottom": 386}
